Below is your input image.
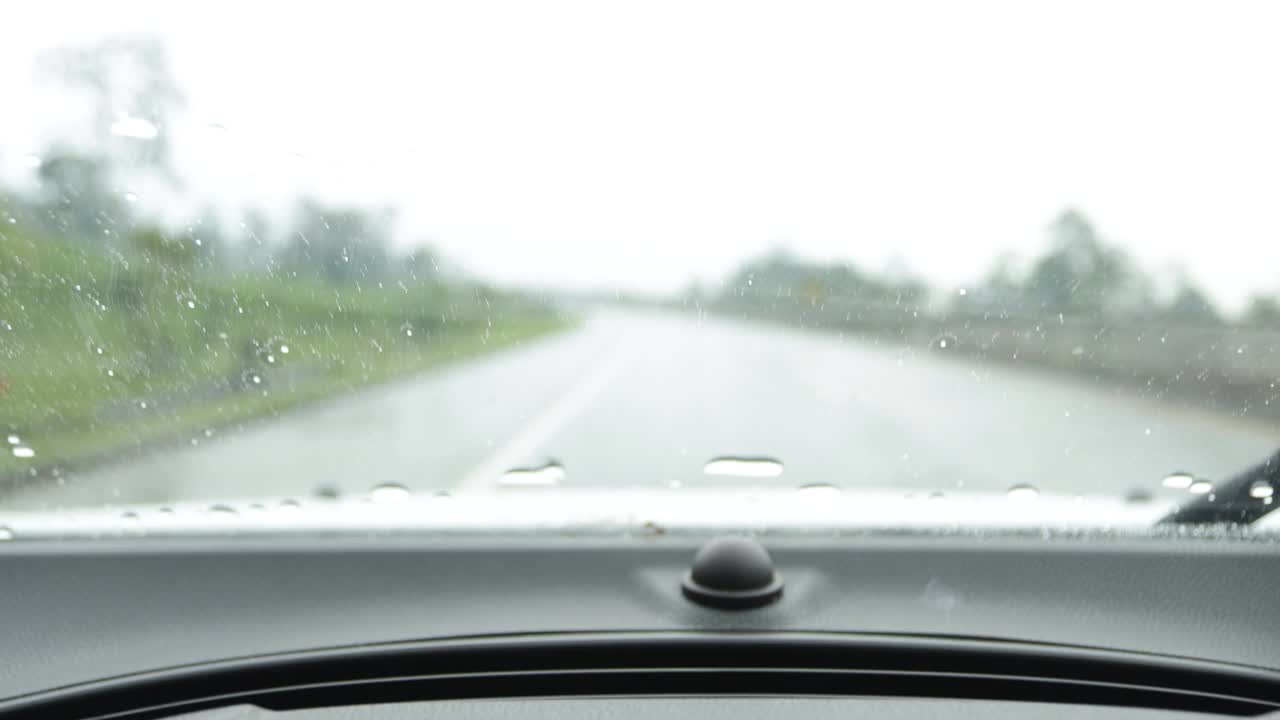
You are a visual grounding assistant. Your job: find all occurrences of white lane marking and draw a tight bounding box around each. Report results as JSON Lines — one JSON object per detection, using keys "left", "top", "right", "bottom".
{"left": 455, "top": 353, "right": 629, "bottom": 493}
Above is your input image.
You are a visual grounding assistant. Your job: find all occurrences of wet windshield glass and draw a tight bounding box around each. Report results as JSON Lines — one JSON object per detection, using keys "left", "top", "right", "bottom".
{"left": 1, "top": 1, "right": 1277, "bottom": 535}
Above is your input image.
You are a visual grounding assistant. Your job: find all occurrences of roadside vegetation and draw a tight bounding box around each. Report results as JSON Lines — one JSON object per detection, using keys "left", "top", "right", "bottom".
{"left": 701, "top": 210, "right": 1280, "bottom": 423}
{"left": 0, "top": 36, "right": 567, "bottom": 481}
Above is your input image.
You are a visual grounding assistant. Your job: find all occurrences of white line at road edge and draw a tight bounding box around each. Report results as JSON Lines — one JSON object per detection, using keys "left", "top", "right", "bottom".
{"left": 454, "top": 352, "right": 629, "bottom": 493}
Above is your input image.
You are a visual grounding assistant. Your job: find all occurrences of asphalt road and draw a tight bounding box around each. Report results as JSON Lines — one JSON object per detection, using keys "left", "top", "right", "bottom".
{"left": 8, "top": 308, "right": 1277, "bottom": 509}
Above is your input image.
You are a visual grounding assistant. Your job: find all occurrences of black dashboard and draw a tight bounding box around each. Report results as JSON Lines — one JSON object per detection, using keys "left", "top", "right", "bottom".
{"left": 1, "top": 535, "right": 1278, "bottom": 718}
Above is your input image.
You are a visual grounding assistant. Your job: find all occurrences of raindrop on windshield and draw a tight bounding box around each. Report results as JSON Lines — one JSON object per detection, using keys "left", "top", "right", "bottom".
{"left": 930, "top": 334, "right": 958, "bottom": 352}
{"left": 1124, "top": 487, "right": 1154, "bottom": 504}
{"left": 703, "top": 457, "right": 785, "bottom": 478}
{"left": 1161, "top": 472, "right": 1194, "bottom": 489}
{"left": 6, "top": 434, "right": 19, "bottom": 445}
{"left": 1188, "top": 480, "right": 1213, "bottom": 495}
{"left": 11, "top": 446, "right": 35, "bottom": 459}
{"left": 796, "top": 482, "right": 842, "bottom": 498}
{"left": 1006, "top": 483, "right": 1040, "bottom": 501}
{"left": 499, "top": 460, "right": 565, "bottom": 486}
{"left": 369, "top": 483, "right": 412, "bottom": 502}
{"left": 109, "top": 114, "right": 158, "bottom": 140}
{"left": 1249, "top": 481, "right": 1274, "bottom": 499}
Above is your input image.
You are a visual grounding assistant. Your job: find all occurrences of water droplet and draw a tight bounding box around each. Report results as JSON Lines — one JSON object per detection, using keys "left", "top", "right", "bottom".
{"left": 266, "top": 354, "right": 276, "bottom": 364}
{"left": 6, "top": 434, "right": 19, "bottom": 445}
{"left": 1188, "top": 480, "right": 1213, "bottom": 495}
{"left": 186, "top": 300, "right": 196, "bottom": 309}
{"left": 930, "top": 334, "right": 958, "bottom": 351}
{"left": 279, "top": 499, "right": 302, "bottom": 511}
{"left": 110, "top": 114, "right": 159, "bottom": 140}
{"left": 121, "top": 511, "right": 141, "bottom": 524}
{"left": 208, "top": 504, "right": 238, "bottom": 516}
{"left": 1124, "top": 487, "right": 1154, "bottom": 504}
{"left": 106, "top": 369, "right": 116, "bottom": 378}
{"left": 0, "top": 527, "right": 13, "bottom": 541}
{"left": 124, "top": 191, "right": 138, "bottom": 203}
{"left": 957, "top": 287, "right": 968, "bottom": 296}
{"left": 796, "top": 483, "right": 842, "bottom": 498}
{"left": 313, "top": 484, "right": 340, "bottom": 500}
{"left": 369, "top": 483, "right": 411, "bottom": 502}
{"left": 1249, "top": 481, "right": 1274, "bottom": 499}
{"left": 499, "top": 460, "right": 566, "bottom": 486}
{"left": 279, "top": 345, "right": 289, "bottom": 354}
{"left": 1006, "top": 483, "right": 1039, "bottom": 501}
{"left": 703, "top": 457, "right": 785, "bottom": 478}
{"left": 11, "top": 446, "right": 35, "bottom": 459}
{"left": 1161, "top": 472, "right": 1194, "bottom": 489}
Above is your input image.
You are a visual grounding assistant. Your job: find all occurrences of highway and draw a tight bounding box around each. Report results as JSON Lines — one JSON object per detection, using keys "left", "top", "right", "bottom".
{"left": 8, "top": 308, "right": 1276, "bottom": 509}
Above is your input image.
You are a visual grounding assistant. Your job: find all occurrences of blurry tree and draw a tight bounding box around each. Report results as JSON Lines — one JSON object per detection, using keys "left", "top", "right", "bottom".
{"left": 1162, "top": 282, "right": 1221, "bottom": 325}
{"left": 278, "top": 200, "right": 392, "bottom": 285}
{"left": 131, "top": 226, "right": 198, "bottom": 273}
{"left": 239, "top": 208, "right": 275, "bottom": 273}
{"left": 956, "top": 252, "right": 1027, "bottom": 315}
{"left": 38, "top": 35, "right": 186, "bottom": 179}
{"left": 35, "top": 151, "right": 128, "bottom": 243}
{"left": 402, "top": 246, "right": 440, "bottom": 282}
{"left": 187, "top": 210, "right": 227, "bottom": 271}
{"left": 1243, "top": 295, "right": 1280, "bottom": 326}
{"left": 1024, "top": 209, "right": 1142, "bottom": 318}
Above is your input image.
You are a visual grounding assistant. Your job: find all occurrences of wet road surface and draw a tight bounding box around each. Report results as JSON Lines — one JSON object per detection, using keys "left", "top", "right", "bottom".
{"left": 8, "top": 309, "right": 1276, "bottom": 509}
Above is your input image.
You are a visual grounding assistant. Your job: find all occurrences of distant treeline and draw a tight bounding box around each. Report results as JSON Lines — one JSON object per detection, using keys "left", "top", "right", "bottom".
{"left": 705, "top": 209, "right": 1280, "bottom": 327}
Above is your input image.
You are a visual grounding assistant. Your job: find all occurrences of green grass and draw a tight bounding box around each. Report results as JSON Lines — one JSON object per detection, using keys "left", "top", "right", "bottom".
{"left": 0, "top": 225, "right": 571, "bottom": 478}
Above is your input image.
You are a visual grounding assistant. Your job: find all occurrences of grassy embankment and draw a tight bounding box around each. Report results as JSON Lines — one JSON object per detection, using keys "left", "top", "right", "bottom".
{"left": 0, "top": 226, "right": 570, "bottom": 480}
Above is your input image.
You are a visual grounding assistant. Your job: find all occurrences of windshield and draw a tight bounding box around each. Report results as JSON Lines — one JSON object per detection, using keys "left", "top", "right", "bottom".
{"left": 1, "top": 1, "right": 1278, "bottom": 538}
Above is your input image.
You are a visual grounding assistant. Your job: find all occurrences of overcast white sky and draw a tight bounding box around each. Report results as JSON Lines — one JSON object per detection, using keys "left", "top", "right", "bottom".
{"left": 3, "top": 0, "right": 1279, "bottom": 309}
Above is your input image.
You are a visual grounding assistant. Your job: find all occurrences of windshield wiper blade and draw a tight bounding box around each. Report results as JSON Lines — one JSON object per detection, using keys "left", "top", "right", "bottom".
{"left": 1160, "top": 449, "right": 1280, "bottom": 526}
